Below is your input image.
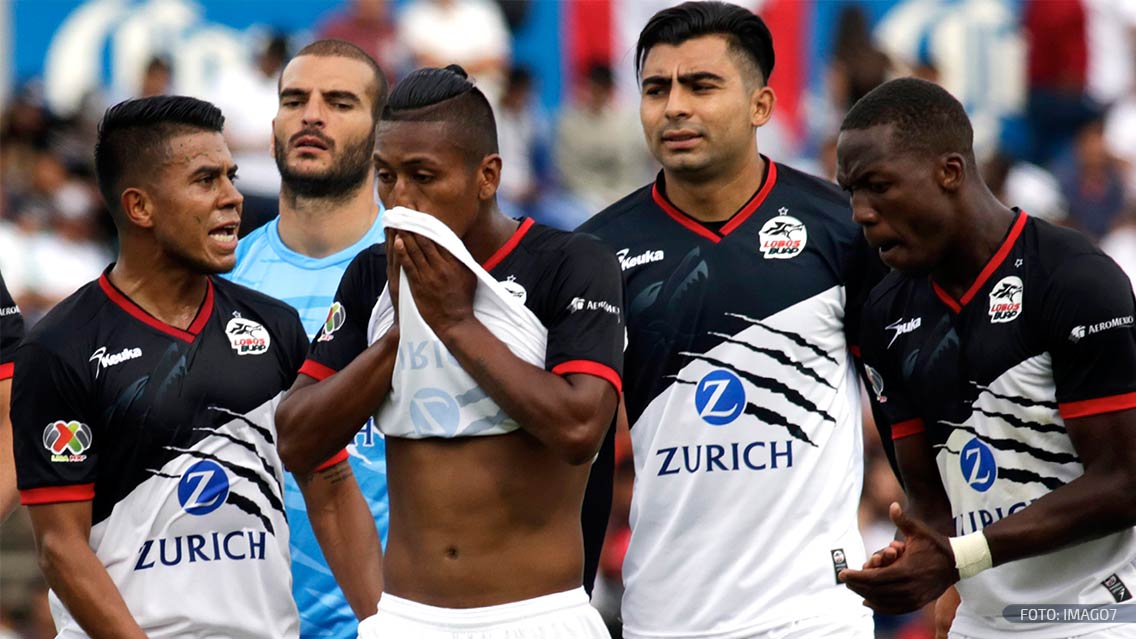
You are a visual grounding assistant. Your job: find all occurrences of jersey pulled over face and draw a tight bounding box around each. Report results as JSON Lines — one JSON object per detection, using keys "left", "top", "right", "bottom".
{"left": 862, "top": 211, "right": 1136, "bottom": 638}
{"left": 579, "top": 160, "right": 880, "bottom": 638}
{"left": 12, "top": 272, "right": 307, "bottom": 639}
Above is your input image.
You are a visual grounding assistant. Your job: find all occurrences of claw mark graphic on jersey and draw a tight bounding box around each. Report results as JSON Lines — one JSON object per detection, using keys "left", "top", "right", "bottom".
{"left": 669, "top": 376, "right": 819, "bottom": 446}
{"left": 708, "top": 331, "right": 834, "bottom": 389}
{"left": 679, "top": 353, "right": 836, "bottom": 425}
{"left": 726, "top": 313, "right": 840, "bottom": 366}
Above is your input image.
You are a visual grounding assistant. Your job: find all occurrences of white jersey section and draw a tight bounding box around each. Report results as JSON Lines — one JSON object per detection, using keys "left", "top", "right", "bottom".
{"left": 49, "top": 395, "right": 299, "bottom": 639}
{"left": 938, "top": 354, "right": 1136, "bottom": 639}
{"left": 621, "top": 285, "right": 869, "bottom": 638}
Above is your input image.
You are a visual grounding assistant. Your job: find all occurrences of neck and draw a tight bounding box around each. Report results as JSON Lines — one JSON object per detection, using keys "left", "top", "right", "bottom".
{"left": 932, "top": 188, "right": 1018, "bottom": 300}
{"left": 461, "top": 204, "right": 520, "bottom": 266}
{"left": 278, "top": 176, "right": 379, "bottom": 258}
{"left": 663, "top": 151, "right": 765, "bottom": 223}
{"left": 108, "top": 240, "right": 210, "bottom": 330}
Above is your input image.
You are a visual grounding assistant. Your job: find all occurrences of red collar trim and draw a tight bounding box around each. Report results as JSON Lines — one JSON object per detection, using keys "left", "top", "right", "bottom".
{"left": 98, "top": 273, "right": 214, "bottom": 343}
{"left": 932, "top": 210, "right": 1028, "bottom": 313}
{"left": 482, "top": 217, "right": 535, "bottom": 271}
{"left": 651, "top": 159, "right": 779, "bottom": 244}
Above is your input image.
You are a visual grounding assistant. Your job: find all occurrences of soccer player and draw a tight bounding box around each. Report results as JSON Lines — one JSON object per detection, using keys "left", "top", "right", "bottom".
{"left": 10, "top": 96, "right": 308, "bottom": 638}
{"left": 275, "top": 65, "right": 623, "bottom": 637}
{"left": 838, "top": 78, "right": 1136, "bottom": 638}
{"left": 0, "top": 273, "right": 24, "bottom": 521}
{"left": 226, "top": 38, "right": 386, "bottom": 637}
{"left": 577, "top": 3, "right": 880, "bottom": 637}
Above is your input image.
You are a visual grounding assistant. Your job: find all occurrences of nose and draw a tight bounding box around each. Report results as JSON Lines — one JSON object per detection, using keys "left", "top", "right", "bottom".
{"left": 664, "top": 86, "right": 692, "bottom": 120}
{"left": 849, "top": 191, "right": 878, "bottom": 227}
{"left": 219, "top": 174, "right": 244, "bottom": 212}
{"left": 302, "top": 96, "right": 327, "bottom": 128}
{"left": 385, "top": 176, "right": 417, "bottom": 211}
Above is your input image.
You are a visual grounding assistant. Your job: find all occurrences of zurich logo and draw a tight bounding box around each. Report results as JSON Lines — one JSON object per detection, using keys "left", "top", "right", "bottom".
{"left": 409, "top": 388, "right": 461, "bottom": 436}
{"left": 177, "top": 460, "right": 230, "bottom": 515}
{"left": 694, "top": 370, "right": 745, "bottom": 425}
{"left": 960, "top": 437, "right": 997, "bottom": 492}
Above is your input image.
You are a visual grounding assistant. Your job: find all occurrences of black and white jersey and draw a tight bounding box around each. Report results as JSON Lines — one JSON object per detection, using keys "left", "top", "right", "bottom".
{"left": 861, "top": 211, "right": 1136, "bottom": 638}
{"left": 579, "top": 161, "right": 879, "bottom": 638}
{"left": 1, "top": 272, "right": 23, "bottom": 380}
{"left": 304, "top": 218, "right": 624, "bottom": 593}
{"left": 12, "top": 271, "right": 307, "bottom": 639}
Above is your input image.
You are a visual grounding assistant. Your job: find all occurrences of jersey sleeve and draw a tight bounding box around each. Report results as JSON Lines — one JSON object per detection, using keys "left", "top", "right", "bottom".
{"left": 858, "top": 293, "right": 925, "bottom": 441}
{"left": 1041, "top": 253, "right": 1136, "bottom": 419}
{"left": 843, "top": 234, "right": 889, "bottom": 353}
{"left": 542, "top": 236, "right": 625, "bottom": 393}
{"left": 0, "top": 273, "right": 24, "bottom": 380}
{"left": 303, "top": 247, "right": 386, "bottom": 381}
{"left": 12, "top": 340, "right": 98, "bottom": 504}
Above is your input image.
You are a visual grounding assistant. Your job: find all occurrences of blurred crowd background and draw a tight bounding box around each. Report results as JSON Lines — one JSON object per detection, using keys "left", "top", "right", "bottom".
{"left": 2, "top": 0, "right": 1136, "bottom": 637}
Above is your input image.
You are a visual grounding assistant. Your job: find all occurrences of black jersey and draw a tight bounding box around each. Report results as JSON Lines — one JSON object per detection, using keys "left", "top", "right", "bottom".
{"left": 304, "top": 218, "right": 624, "bottom": 593}
{"left": 861, "top": 211, "right": 1136, "bottom": 637}
{"left": 578, "top": 161, "right": 880, "bottom": 637}
{"left": 1, "top": 272, "right": 24, "bottom": 380}
{"left": 12, "top": 271, "right": 307, "bottom": 639}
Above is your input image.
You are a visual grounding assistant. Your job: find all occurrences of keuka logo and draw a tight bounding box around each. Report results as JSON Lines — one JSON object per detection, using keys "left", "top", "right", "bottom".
{"left": 89, "top": 346, "right": 142, "bottom": 377}
{"left": 616, "top": 248, "right": 664, "bottom": 271}
{"left": 42, "top": 420, "right": 92, "bottom": 462}
{"left": 758, "top": 211, "right": 807, "bottom": 259}
{"left": 885, "top": 317, "right": 922, "bottom": 348}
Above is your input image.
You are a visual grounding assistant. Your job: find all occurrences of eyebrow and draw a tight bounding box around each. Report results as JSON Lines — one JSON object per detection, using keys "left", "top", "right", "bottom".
{"left": 373, "top": 154, "right": 439, "bottom": 168}
{"left": 189, "top": 163, "right": 239, "bottom": 180}
{"left": 641, "top": 71, "right": 727, "bottom": 89}
{"left": 280, "top": 88, "right": 361, "bottom": 104}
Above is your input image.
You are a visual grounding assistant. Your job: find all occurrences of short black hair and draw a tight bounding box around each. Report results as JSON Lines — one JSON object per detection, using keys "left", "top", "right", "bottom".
{"left": 292, "top": 39, "right": 389, "bottom": 120}
{"left": 381, "top": 64, "right": 498, "bottom": 162}
{"left": 636, "top": 1, "right": 775, "bottom": 84}
{"left": 94, "top": 95, "right": 224, "bottom": 218}
{"left": 841, "top": 77, "right": 974, "bottom": 160}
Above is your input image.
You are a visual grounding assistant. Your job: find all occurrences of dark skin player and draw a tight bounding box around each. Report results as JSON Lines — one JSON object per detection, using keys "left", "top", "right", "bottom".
{"left": 276, "top": 115, "right": 619, "bottom": 608}
{"left": 835, "top": 114, "right": 1136, "bottom": 616}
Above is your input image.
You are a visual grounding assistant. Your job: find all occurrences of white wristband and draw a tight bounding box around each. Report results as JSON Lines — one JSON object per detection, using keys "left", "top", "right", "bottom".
{"left": 949, "top": 531, "right": 993, "bottom": 579}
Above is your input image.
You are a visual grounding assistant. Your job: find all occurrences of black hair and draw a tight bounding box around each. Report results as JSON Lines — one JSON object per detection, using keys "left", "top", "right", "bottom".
{"left": 381, "top": 64, "right": 498, "bottom": 161}
{"left": 94, "top": 95, "right": 224, "bottom": 219}
{"left": 292, "top": 38, "right": 389, "bottom": 120}
{"left": 636, "top": 1, "right": 775, "bottom": 84}
{"left": 840, "top": 77, "right": 974, "bottom": 160}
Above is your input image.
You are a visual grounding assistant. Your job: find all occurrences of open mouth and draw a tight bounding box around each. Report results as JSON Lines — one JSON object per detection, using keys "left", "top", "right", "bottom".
{"left": 209, "top": 222, "right": 239, "bottom": 244}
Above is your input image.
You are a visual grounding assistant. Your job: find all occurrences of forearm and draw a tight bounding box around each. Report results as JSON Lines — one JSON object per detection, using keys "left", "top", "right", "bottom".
{"left": 0, "top": 381, "right": 17, "bottom": 521}
{"left": 36, "top": 528, "right": 147, "bottom": 638}
{"left": 277, "top": 329, "right": 398, "bottom": 474}
{"left": 896, "top": 434, "right": 956, "bottom": 538}
{"left": 298, "top": 463, "right": 383, "bottom": 620}
{"left": 439, "top": 317, "right": 616, "bottom": 464}
{"left": 983, "top": 469, "right": 1136, "bottom": 566}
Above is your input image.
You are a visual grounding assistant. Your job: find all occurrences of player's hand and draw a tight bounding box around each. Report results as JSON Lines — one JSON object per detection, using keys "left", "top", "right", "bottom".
{"left": 934, "top": 585, "right": 961, "bottom": 639}
{"left": 393, "top": 231, "right": 476, "bottom": 335}
{"left": 386, "top": 230, "right": 400, "bottom": 323}
{"left": 863, "top": 539, "right": 906, "bottom": 569}
{"left": 838, "top": 503, "right": 958, "bottom": 614}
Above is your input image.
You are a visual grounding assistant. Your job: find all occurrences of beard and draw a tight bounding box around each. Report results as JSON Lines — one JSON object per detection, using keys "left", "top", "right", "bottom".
{"left": 275, "top": 129, "right": 373, "bottom": 199}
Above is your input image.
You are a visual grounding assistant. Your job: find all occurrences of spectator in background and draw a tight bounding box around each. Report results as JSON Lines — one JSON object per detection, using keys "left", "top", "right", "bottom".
{"left": 209, "top": 33, "right": 290, "bottom": 236}
{"left": 317, "top": 0, "right": 403, "bottom": 79}
{"left": 556, "top": 63, "right": 650, "bottom": 216}
{"left": 981, "top": 150, "right": 1068, "bottom": 224}
{"left": 138, "top": 56, "right": 172, "bottom": 98}
{"left": 496, "top": 66, "right": 546, "bottom": 214}
{"left": 398, "top": 0, "right": 510, "bottom": 103}
{"left": 1053, "top": 116, "right": 1127, "bottom": 240}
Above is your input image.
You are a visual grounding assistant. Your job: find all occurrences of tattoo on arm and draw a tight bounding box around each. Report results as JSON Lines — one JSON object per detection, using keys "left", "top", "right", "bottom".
{"left": 316, "top": 462, "right": 353, "bottom": 485}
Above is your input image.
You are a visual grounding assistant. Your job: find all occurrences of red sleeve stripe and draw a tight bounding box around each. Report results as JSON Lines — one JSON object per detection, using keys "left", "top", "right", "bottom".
{"left": 1059, "top": 392, "right": 1136, "bottom": 420}
{"left": 551, "top": 360, "right": 622, "bottom": 394}
{"left": 314, "top": 449, "right": 349, "bottom": 472}
{"left": 0, "top": 362, "right": 12, "bottom": 380}
{"left": 891, "top": 418, "right": 926, "bottom": 440}
{"left": 299, "top": 359, "right": 337, "bottom": 381}
{"left": 20, "top": 483, "right": 95, "bottom": 505}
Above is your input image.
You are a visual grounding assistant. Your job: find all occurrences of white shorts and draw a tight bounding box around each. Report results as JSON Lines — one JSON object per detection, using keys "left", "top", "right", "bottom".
{"left": 755, "top": 612, "right": 874, "bottom": 639}
{"left": 356, "top": 587, "right": 611, "bottom": 639}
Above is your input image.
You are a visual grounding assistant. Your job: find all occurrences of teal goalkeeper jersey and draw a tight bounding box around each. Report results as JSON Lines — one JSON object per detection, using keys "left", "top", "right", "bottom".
{"left": 227, "top": 214, "right": 387, "bottom": 639}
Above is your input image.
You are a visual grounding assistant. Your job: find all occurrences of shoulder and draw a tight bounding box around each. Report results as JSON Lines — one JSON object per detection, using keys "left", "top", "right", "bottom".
{"left": 771, "top": 161, "right": 853, "bottom": 225}
{"left": 212, "top": 277, "right": 301, "bottom": 326}
{"left": 21, "top": 281, "right": 104, "bottom": 359}
{"left": 864, "top": 271, "right": 918, "bottom": 319}
{"left": 576, "top": 183, "right": 655, "bottom": 237}
{"left": 521, "top": 223, "right": 620, "bottom": 273}
{"left": 1027, "top": 218, "right": 1125, "bottom": 292}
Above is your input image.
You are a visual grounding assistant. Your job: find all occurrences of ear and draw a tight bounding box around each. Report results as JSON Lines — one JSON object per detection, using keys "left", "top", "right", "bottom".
{"left": 938, "top": 153, "right": 966, "bottom": 193}
{"left": 750, "top": 85, "right": 776, "bottom": 128}
{"left": 120, "top": 187, "right": 155, "bottom": 229}
{"left": 478, "top": 154, "right": 502, "bottom": 202}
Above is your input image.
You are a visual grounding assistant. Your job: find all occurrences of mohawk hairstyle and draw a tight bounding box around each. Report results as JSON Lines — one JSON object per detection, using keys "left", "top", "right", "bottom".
{"left": 94, "top": 95, "right": 224, "bottom": 219}
{"left": 841, "top": 77, "right": 974, "bottom": 161}
{"left": 381, "top": 64, "right": 498, "bottom": 162}
{"left": 636, "top": 1, "right": 775, "bottom": 85}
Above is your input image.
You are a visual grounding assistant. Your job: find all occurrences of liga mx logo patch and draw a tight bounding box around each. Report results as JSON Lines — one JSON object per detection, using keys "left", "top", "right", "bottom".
{"left": 758, "top": 210, "right": 807, "bottom": 259}
{"left": 43, "top": 420, "right": 92, "bottom": 462}
{"left": 988, "top": 276, "right": 1023, "bottom": 323}
{"left": 317, "top": 302, "right": 345, "bottom": 342}
{"left": 225, "top": 316, "right": 270, "bottom": 355}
